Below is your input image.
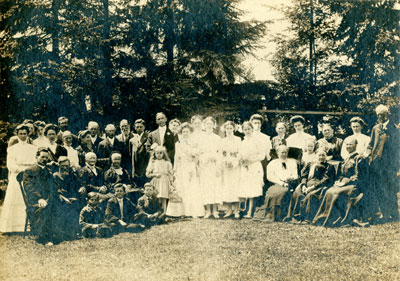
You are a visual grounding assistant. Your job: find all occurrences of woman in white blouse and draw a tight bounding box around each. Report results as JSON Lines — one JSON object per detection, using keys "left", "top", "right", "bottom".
{"left": 0, "top": 125, "right": 37, "bottom": 232}
{"left": 263, "top": 145, "right": 299, "bottom": 221}
{"left": 286, "top": 115, "right": 315, "bottom": 152}
{"left": 340, "top": 117, "right": 371, "bottom": 160}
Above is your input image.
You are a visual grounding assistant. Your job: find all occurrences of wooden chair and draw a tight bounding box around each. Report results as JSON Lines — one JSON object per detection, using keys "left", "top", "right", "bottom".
{"left": 16, "top": 171, "right": 34, "bottom": 238}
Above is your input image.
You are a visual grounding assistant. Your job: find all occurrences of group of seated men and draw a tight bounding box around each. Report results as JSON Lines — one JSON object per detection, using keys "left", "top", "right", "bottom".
{"left": 23, "top": 148, "right": 164, "bottom": 245}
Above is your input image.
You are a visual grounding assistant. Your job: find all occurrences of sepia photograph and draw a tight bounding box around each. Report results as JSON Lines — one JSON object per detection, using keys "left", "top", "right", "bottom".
{"left": 0, "top": 0, "right": 399, "bottom": 280}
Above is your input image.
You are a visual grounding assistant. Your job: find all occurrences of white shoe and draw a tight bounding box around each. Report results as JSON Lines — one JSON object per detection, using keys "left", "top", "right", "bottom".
{"left": 212, "top": 212, "right": 220, "bottom": 219}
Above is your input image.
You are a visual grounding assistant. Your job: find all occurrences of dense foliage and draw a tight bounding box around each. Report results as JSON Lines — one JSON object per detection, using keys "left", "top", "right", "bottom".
{"left": 271, "top": 0, "right": 400, "bottom": 113}
{"left": 0, "top": 0, "right": 266, "bottom": 127}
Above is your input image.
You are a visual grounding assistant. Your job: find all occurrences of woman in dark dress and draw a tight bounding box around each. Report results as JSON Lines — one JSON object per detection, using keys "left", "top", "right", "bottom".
{"left": 76, "top": 130, "right": 94, "bottom": 167}
{"left": 316, "top": 123, "right": 343, "bottom": 161}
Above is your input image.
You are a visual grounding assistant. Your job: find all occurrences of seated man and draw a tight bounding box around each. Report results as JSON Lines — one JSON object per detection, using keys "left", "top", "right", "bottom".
{"left": 79, "top": 152, "right": 107, "bottom": 195}
{"left": 104, "top": 152, "right": 142, "bottom": 202}
{"left": 135, "top": 183, "right": 165, "bottom": 228}
{"left": 104, "top": 152, "right": 132, "bottom": 193}
{"left": 23, "top": 148, "right": 60, "bottom": 245}
{"left": 79, "top": 192, "right": 111, "bottom": 238}
{"left": 53, "top": 156, "right": 82, "bottom": 240}
{"left": 104, "top": 184, "right": 144, "bottom": 234}
{"left": 313, "top": 137, "right": 371, "bottom": 227}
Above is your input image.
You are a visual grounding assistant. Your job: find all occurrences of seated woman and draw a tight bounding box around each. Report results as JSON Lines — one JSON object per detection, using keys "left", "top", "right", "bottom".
{"left": 313, "top": 137, "right": 369, "bottom": 227}
{"left": 289, "top": 150, "right": 336, "bottom": 222}
{"left": 257, "top": 145, "right": 298, "bottom": 221}
{"left": 316, "top": 123, "right": 343, "bottom": 161}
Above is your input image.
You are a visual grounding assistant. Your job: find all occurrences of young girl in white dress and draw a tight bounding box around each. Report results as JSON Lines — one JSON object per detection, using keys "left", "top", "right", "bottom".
{"left": 173, "top": 122, "right": 205, "bottom": 218}
{"left": 238, "top": 121, "right": 265, "bottom": 218}
{"left": 146, "top": 145, "right": 173, "bottom": 213}
{"left": 198, "top": 116, "right": 222, "bottom": 218}
{"left": 301, "top": 138, "right": 317, "bottom": 166}
{"left": 220, "top": 121, "right": 241, "bottom": 218}
{"left": 0, "top": 125, "right": 37, "bottom": 233}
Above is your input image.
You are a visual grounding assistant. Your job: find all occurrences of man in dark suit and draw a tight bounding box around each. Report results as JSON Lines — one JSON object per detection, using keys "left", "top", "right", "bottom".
{"left": 116, "top": 119, "right": 134, "bottom": 173}
{"left": 97, "top": 124, "right": 124, "bottom": 169}
{"left": 105, "top": 184, "right": 144, "bottom": 234}
{"left": 88, "top": 121, "right": 103, "bottom": 152}
{"left": 56, "top": 117, "right": 78, "bottom": 147}
{"left": 147, "top": 112, "right": 178, "bottom": 163}
{"left": 53, "top": 156, "right": 81, "bottom": 240}
{"left": 367, "top": 104, "right": 400, "bottom": 222}
{"left": 23, "top": 148, "right": 60, "bottom": 245}
{"left": 129, "top": 119, "right": 151, "bottom": 187}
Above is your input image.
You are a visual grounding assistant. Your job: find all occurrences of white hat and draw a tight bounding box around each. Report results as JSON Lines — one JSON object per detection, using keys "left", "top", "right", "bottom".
{"left": 375, "top": 104, "right": 389, "bottom": 114}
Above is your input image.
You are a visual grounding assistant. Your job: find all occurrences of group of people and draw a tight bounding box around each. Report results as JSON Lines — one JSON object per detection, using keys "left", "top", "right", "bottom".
{"left": 0, "top": 104, "right": 398, "bottom": 245}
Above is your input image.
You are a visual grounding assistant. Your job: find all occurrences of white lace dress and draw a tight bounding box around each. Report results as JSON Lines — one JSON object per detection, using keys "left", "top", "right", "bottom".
{"left": 0, "top": 141, "right": 37, "bottom": 232}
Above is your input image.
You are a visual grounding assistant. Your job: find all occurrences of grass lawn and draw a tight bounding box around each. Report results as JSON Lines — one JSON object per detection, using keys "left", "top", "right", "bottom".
{"left": 0, "top": 218, "right": 399, "bottom": 281}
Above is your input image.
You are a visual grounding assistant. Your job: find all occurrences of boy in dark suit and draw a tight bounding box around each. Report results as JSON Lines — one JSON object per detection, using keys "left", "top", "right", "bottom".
{"left": 79, "top": 192, "right": 111, "bottom": 238}
{"left": 105, "top": 184, "right": 144, "bottom": 234}
{"left": 136, "top": 183, "right": 165, "bottom": 228}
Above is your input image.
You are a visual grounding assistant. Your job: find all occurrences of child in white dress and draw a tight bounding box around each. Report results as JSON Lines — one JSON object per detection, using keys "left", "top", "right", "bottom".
{"left": 146, "top": 145, "right": 173, "bottom": 213}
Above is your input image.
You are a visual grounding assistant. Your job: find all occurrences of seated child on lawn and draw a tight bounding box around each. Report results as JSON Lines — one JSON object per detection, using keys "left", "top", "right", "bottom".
{"left": 136, "top": 183, "right": 166, "bottom": 227}
{"left": 105, "top": 183, "right": 145, "bottom": 234}
{"left": 79, "top": 192, "right": 111, "bottom": 238}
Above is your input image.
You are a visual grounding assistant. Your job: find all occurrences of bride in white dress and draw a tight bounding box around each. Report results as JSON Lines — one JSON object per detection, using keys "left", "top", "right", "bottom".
{"left": 0, "top": 125, "right": 37, "bottom": 232}
{"left": 174, "top": 122, "right": 205, "bottom": 218}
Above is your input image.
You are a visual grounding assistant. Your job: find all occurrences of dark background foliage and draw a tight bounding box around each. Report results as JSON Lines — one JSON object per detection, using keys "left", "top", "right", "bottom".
{"left": 0, "top": 0, "right": 399, "bottom": 131}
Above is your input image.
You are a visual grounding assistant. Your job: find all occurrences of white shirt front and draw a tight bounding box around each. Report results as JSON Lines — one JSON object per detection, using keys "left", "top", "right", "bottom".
{"left": 117, "top": 198, "right": 124, "bottom": 219}
{"left": 107, "top": 137, "right": 115, "bottom": 146}
{"left": 65, "top": 146, "right": 79, "bottom": 167}
{"left": 158, "top": 126, "right": 167, "bottom": 145}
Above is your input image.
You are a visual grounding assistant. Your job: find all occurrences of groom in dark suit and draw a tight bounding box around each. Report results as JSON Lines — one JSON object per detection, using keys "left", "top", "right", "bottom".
{"left": 147, "top": 112, "right": 178, "bottom": 163}
{"left": 367, "top": 104, "right": 400, "bottom": 222}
